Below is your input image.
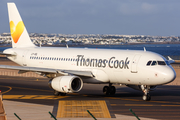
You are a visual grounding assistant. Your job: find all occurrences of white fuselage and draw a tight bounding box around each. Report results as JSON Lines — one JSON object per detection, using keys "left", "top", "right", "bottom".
{"left": 4, "top": 47, "right": 176, "bottom": 85}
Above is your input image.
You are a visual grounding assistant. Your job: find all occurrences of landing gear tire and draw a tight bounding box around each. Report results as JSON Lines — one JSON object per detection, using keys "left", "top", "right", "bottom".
{"left": 60, "top": 93, "right": 67, "bottom": 96}
{"left": 142, "top": 94, "right": 151, "bottom": 101}
{"left": 54, "top": 90, "right": 67, "bottom": 96}
{"left": 103, "top": 85, "right": 116, "bottom": 95}
{"left": 54, "top": 90, "right": 60, "bottom": 96}
{"left": 103, "top": 86, "right": 109, "bottom": 95}
{"left": 110, "top": 86, "right": 116, "bottom": 95}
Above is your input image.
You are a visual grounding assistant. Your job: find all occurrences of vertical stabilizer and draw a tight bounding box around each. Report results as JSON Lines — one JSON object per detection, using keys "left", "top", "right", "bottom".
{"left": 7, "top": 3, "right": 36, "bottom": 48}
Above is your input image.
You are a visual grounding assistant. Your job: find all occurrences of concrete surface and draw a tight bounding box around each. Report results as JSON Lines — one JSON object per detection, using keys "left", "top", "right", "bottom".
{"left": 3, "top": 100, "right": 156, "bottom": 120}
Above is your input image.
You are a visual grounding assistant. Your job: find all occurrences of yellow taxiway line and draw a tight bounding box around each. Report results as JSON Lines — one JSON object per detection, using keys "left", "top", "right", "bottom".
{"left": 3, "top": 95, "right": 68, "bottom": 99}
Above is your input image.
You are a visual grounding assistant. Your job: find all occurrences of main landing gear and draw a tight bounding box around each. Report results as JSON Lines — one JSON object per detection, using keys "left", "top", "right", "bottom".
{"left": 141, "top": 85, "right": 151, "bottom": 101}
{"left": 103, "top": 83, "right": 116, "bottom": 95}
{"left": 54, "top": 90, "right": 67, "bottom": 96}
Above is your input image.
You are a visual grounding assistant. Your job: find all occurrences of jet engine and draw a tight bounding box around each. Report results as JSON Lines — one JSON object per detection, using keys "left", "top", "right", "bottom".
{"left": 49, "top": 76, "right": 83, "bottom": 93}
{"left": 126, "top": 85, "right": 157, "bottom": 91}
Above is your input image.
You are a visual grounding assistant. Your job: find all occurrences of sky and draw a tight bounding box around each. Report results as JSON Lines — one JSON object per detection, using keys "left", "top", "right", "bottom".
{"left": 1, "top": 0, "right": 180, "bottom": 36}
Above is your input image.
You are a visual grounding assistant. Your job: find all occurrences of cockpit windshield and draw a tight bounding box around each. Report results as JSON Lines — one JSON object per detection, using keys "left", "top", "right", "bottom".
{"left": 146, "top": 61, "right": 152, "bottom": 65}
{"left": 151, "top": 61, "right": 157, "bottom": 66}
{"left": 157, "top": 61, "right": 166, "bottom": 65}
{"left": 146, "top": 60, "right": 166, "bottom": 66}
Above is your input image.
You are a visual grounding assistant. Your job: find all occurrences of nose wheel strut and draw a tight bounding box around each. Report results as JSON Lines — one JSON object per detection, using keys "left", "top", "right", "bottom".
{"left": 141, "top": 85, "right": 151, "bottom": 101}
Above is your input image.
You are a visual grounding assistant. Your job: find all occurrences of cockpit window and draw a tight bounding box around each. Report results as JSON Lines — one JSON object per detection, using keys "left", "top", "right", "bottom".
{"left": 147, "top": 60, "right": 167, "bottom": 66}
{"left": 157, "top": 61, "right": 166, "bottom": 65}
{"left": 146, "top": 61, "right": 152, "bottom": 66}
{"left": 151, "top": 61, "right": 157, "bottom": 66}
{"left": 165, "top": 61, "right": 170, "bottom": 65}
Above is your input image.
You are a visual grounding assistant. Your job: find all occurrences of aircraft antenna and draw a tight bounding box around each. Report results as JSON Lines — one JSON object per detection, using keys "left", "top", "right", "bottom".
{"left": 66, "top": 44, "right": 69, "bottom": 48}
{"left": 39, "top": 40, "right": 41, "bottom": 47}
{"left": 144, "top": 47, "right": 146, "bottom": 52}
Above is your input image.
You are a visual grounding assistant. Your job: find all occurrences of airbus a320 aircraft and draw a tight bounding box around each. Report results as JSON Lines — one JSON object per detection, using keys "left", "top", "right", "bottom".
{"left": 0, "top": 3, "right": 176, "bottom": 101}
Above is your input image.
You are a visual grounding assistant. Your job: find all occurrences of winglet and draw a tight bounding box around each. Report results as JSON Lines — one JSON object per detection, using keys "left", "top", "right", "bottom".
{"left": 167, "top": 56, "right": 175, "bottom": 64}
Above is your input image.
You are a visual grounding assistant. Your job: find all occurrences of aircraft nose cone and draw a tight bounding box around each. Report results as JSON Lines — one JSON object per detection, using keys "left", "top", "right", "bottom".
{"left": 164, "top": 67, "right": 176, "bottom": 84}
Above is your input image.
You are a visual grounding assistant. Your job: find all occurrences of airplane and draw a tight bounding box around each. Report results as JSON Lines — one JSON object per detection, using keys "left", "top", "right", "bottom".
{"left": 0, "top": 2, "right": 176, "bottom": 101}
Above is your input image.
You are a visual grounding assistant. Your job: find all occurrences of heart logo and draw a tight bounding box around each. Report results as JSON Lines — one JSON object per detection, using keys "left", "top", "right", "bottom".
{"left": 10, "top": 21, "right": 25, "bottom": 43}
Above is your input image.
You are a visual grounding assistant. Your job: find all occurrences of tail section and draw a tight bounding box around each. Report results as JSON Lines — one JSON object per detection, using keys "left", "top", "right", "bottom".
{"left": 7, "top": 3, "right": 36, "bottom": 48}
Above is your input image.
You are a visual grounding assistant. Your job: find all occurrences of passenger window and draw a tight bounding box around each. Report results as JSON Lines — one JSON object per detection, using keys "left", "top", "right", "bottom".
{"left": 146, "top": 61, "right": 152, "bottom": 66}
{"left": 151, "top": 61, "right": 157, "bottom": 66}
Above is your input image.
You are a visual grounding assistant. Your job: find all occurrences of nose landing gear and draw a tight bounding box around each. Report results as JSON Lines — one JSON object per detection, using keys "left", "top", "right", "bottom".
{"left": 103, "top": 83, "right": 116, "bottom": 95}
{"left": 141, "top": 85, "right": 151, "bottom": 101}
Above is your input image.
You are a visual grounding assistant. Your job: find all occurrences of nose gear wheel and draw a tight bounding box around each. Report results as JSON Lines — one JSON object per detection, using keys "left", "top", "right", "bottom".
{"left": 141, "top": 85, "right": 151, "bottom": 101}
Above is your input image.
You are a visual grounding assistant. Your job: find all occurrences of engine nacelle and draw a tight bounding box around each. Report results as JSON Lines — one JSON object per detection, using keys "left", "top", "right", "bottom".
{"left": 49, "top": 76, "right": 83, "bottom": 93}
{"left": 126, "top": 85, "right": 157, "bottom": 91}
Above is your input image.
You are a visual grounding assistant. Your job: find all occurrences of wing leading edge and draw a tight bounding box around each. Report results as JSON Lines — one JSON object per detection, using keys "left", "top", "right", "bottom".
{"left": 0, "top": 65, "right": 93, "bottom": 77}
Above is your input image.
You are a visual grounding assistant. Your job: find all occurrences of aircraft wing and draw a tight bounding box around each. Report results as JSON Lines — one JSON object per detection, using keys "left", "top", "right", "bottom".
{"left": 0, "top": 52, "right": 16, "bottom": 56}
{"left": 0, "top": 65, "right": 93, "bottom": 77}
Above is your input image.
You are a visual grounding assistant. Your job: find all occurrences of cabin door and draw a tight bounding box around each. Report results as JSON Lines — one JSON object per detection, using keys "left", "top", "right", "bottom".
{"left": 22, "top": 50, "right": 28, "bottom": 66}
{"left": 131, "top": 54, "right": 141, "bottom": 73}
